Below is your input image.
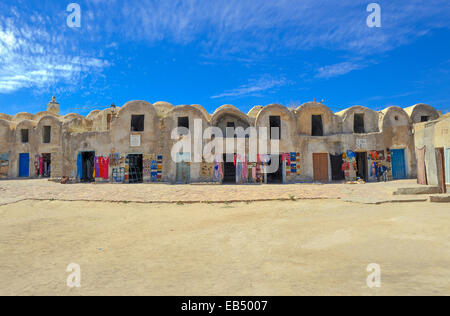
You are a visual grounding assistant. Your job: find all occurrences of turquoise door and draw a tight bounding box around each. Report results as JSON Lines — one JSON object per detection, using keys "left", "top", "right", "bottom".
{"left": 391, "top": 149, "right": 406, "bottom": 179}
{"left": 445, "top": 148, "right": 450, "bottom": 185}
{"left": 176, "top": 153, "right": 190, "bottom": 184}
{"left": 19, "top": 153, "right": 29, "bottom": 177}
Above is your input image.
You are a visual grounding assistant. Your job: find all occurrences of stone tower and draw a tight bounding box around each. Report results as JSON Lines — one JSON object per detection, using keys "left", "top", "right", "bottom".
{"left": 47, "top": 96, "right": 60, "bottom": 114}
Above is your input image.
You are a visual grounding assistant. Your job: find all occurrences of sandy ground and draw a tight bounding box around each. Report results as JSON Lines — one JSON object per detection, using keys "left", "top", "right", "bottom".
{"left": 0, "top": 199, "right": 449, "bottom": 296}
{"left": 0, "top": 179, "right": 435, "bottom": 205}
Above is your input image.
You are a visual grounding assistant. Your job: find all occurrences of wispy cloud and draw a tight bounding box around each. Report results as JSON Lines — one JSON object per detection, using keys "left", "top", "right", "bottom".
{"left": 0, "top": 5, "right": 109, "bottom": 94}
{"left": 82, "top": 0, "right": 450, "bottom": 56}
{"left": 315, "top": 61, "right": 364, "bottom": 79}
{"left": 211, "top": 75, "right": 287, "bottom": 99}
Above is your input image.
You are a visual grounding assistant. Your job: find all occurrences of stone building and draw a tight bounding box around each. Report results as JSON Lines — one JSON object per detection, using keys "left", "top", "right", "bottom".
{"left": 0, "top": 97, "right": 443, "bottom": 185}
{"left": 413, "top": 113, "right": 449, "bottom": 193}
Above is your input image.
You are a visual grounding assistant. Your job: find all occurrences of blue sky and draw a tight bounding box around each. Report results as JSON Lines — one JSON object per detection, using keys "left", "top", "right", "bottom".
{"left": 0, "top": 0, "right": 449, "bottom": 116}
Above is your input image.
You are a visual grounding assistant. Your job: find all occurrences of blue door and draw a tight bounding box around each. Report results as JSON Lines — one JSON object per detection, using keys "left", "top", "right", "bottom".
{"left": 391, "top": 149, "right": 406, "bottom": 180}
{"left": 19, "top": 153, "right": 30, "bottom": 177}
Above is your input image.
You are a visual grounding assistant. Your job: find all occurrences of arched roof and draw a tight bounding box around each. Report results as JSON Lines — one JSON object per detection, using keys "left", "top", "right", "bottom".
{"left": 166, "top": 104, "right": 210, "bottom": 122}
{"left": 337, "top": 105, "right": 380, "bottom": 133}
{"left": 255, "top": 103, "right": 296, "bottom": 126}
{"left": 404, "top": 103, "right": 440, "bottom": 123}
{"left": 295, "top": 102, "right": 334, "bottom": 115}
{"left": 211, "top": 104, "right": 251, "bottom": 126}
{"left": 190, "top": 104, "right": 211, "bottom": 120}
{"left": 0, "top": 114, "right": 12, "bottom": 121}
{"left": 37, "top": 114, "right": 63, "bottom": 127}
{"left": 86, "top": 110, "right": 101, "bottom": 120}
{"left": 13, "top": 112, "right": 34, "bottom": 122}
{"left": 118, "top": 100, "right": 157, "bottom": 117}
{"left": 248, "top": 106, "right": 263, "bottom": 118}
{"left": 380, "top": 106, "right": 411, "bottom": 131}
{"left": 153, "top": 101, "right": 175, "bottom": 117}
{"left": 35, "top": 111, "right": 60, "bottom": 121}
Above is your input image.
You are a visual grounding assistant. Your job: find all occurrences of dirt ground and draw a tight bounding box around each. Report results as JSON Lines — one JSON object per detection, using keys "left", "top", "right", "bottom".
{"left": 0, "top": 179, "right": 436, "bottom": 206}
{"left": 0, "top": 199, "right": 449, "bottom": 296}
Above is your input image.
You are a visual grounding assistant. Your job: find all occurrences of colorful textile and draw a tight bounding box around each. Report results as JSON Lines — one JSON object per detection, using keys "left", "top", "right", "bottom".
{"left": 94, "top": 157, "right": 100, "bottom": 178}
{"left": 346, "top": 150, "right": 356, "bottom": 159}
{"left": 282, "top": 153, "right": 291, "bottom": 165}
{"left": 39, "top": 157, "right": 44, "bottom": 176}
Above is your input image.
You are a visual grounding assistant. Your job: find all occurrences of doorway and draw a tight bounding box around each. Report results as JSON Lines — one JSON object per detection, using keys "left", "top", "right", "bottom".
{"left": 81, "top": 151, "right": 95, "bottom": 183}
{"left": 312, "top": 115, "right": 324, "bottom": 136}
{"left": 313, "top": 153, "right": 328, "bottom": 182}
{"left": 391, "top": 149, "right": 406, "bottom": 180}
{"left": 355, "top": 152, "right": 368, "bottom": 181}
{"left": 41, "top": 153, "right": 51, "bottom": 178}
{"left": 330, "top": 154, "right": 345, "bottom": 181}
{"left": 267, "top": 154, "right": 283, "bottom": 184}
{"left": 416, "top": 147, "right": 427, "bottom": 185}
{"left": 436, "top": 148, "right": 447, "bottom": 193}
{"left": 128, "top": 154, "right": 143, "bottom": 184}
{"left": 445, "top": 148, "right": 450, "bottom": 186}
{"left": 175, "top": 153, "right": 190, "bottom": 184}
{"left": 222, "top": 154, "right": 236, "bottom": 184}
{"left": 19, "top": 153, "right": 29, "bottom": 178}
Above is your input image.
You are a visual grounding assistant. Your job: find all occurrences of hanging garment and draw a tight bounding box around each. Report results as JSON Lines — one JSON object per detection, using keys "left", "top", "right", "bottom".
{"left": 282, "top": 153, "right": 291, "bottom": 165}
{"left": 94, "top": 157, "right": 99, "bottom": 178}
{"left": 103, "top": 157, "right": 109, "bottom": 180}
{"left": 39, "top": 157, "right": 44, "bottom": 176}
{"left": 214, "top": 163, "right": 219, "bottom": 180}
{"left": 416, "top": 146, "right": 427, "bottom": 185}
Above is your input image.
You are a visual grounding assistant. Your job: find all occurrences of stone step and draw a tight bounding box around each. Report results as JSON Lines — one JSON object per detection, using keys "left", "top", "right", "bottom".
{"left": 429, "top": 195, "right": 450, "bottom": 203}
{"left": 393, "top": 186, "right": 441, "bottom": 195}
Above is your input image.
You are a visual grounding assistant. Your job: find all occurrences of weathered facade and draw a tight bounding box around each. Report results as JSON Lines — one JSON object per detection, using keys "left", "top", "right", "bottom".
{"left": 0, "top": 97, "right": 443, "bottom": 185}
{"left": 413, "top": 113, "right": 450, "bottom": 193}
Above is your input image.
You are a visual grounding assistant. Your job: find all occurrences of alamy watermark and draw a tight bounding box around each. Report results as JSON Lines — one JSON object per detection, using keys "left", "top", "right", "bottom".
{"left": 170, "top": 120, "right": 281, "bottom": 173}
{"left": 66, "top": 263, "right": 81, "bottom": 288}
{"left": 367, "top": 3, "right": 381, "bottom": 28}
{"left": 66, "top": 3, "right": 81, "bottom": 28}
{"left": 366, "top": 263, "right": 381, "bottom": 288}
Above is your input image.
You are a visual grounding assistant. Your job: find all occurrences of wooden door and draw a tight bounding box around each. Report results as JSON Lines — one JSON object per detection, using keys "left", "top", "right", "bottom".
{"left": 416, "top": 147, "right": 427, "bottom": 185}
{"left": 313, "top": 153, "right": 329, "bottom": 182}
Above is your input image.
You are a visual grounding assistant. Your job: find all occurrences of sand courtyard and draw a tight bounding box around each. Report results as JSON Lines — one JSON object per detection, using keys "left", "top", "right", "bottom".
{"left": 0, "top": 196, "right": 449, "bottom": 296}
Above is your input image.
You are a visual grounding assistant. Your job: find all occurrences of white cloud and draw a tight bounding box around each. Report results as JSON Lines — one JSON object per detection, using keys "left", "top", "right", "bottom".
{"left": 211, "top": 75, "right": 287, "bottom": 99}
{"left": 0, "top": 14, "right": 109, "bottom": 94}
{"left": 316, "top": 62, "right": 364, "bottom": 79}
{"left": 82, "top": 0, "right": 450, "bottom": 56}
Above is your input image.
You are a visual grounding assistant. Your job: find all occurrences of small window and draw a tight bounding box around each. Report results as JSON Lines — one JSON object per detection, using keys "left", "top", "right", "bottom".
{"left": 177, "top": 117, "right": 189, "bottom": 135}
{"left": 354, "top": 113, "right": 365, "bottom": 133}
{"left": 43, "top": 126, "right": 51, "bottom": 143}
{"left": 269, "top": 116, "right": 281, "bottom": 139}
{"left": 178, "top": 117, "right": 189, "bottom": 129}
{"left": 421, "top": 116, "right": 430, "bottom": 122}
{"left": 21, "top": 129, "right": 29, "bottom": 143}
{"left": 107, "top": 114, "right": 112, "bottom": 130}
{"left": 312, "top": 115, "right": 323, "bottom": 136}
{"left": 226, "top": 122, "right": 235, "bottom": 138}
{"left": 131, "top": 115, "right": 145, "bottom": 132}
